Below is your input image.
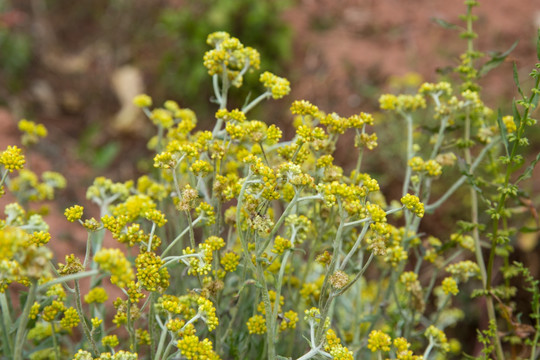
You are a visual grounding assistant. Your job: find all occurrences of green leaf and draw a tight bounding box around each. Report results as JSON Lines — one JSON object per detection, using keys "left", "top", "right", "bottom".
{"left": 519, "top": 226, "right": 540, "bottom": 233}
{"left": 432, "top": 18, "right": 462, "bottom": 30}
{"left": 93, "top": 142, "right": 120, "bottom": 169}
{"left": 516, "top": 152, "right": 540, "bottom": 184}
{"left": 512, "top": 99, "right": 522, "bottom": 131}
{"left": 479, "top": 41, "right": 518, "bottom": 77}
{"left": 537, "top": 28, "right": 540, "bottom": 61}
{"left": 532, "top": 90, "right": 540, "bottom": 111}
{"left": 496, "top": 110, "right": 509, "bottom": 157}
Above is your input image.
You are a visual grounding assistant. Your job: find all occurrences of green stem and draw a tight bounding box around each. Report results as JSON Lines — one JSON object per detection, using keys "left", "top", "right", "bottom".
{"left": 39, "top": 270, "right": 99, "bottom": 291}
{"left": 162, "top": 216, "right": 202, "bottom": 257}
{"left": 75, "top": 280, "right": 99, "bottom": 356}
{"left": 271, "top": 249, "right": 292, "bottom": 341}
{"left": 0, "top": 169, "right": 8, "bottom": 189}
{"left": 154, "top": 315, "right": 168, "bottom": 360}
{"left": 51, "top": 322, "right": 60, "bottom": 360}
{"left": 339, "top": 222, "right": 370, "bottom": 270}
{"left": 0, "top": 292, "right": 13, "bottom": 357}
{"left": 402, "top": 113, "right": 414, "bottom": 197}
{"left": 423, "top": 339, "right": 435, "bottom": 359}
{"left": 13, "top": 281, "right": 37, "bottom": 360}
{"left": 256, "top": 262, "right": 276, "bottom": 360}
{"left": 334, "top": 253, "right": 374, "bottom": 297}
{"left": 220, "top": 72, "right": 229, "bottom": 110}
{"left": 242, "top": 91, "right": 271, "bottom": 114}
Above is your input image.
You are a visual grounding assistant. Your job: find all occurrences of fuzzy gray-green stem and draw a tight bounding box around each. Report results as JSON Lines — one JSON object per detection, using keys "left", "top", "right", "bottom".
{"left": 162, "top": 215, "right": 202, "bottom": 257}
{"left": 256, "top": 261, "right": 277, "bottom": 360}
{"left": 242, "top": 91, "right": 271, "bottom": 114}
{"left": 13, "top": 280, "right": 37, "bottom": 360}
{"left": 154, "top": 315, "right": 168, "bottom": 360}
{"left": 0, "top": 292, "right": 13, "bottom": 357}
{"left": 50, "top": 321, "right": 60, "bottom": 360}
{"left": 75, "top": 280, "right": 99, "bottom": 356}
{"left": 401, "top": 112, "right": 414, "bottom": 197}
{"left": 38, "top": 270, "right": 99, "bottom": 291}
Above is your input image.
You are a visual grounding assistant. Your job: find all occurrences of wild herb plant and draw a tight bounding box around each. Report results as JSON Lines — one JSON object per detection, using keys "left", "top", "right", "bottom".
{"left": 1, "top": 2, "right": 540, "bottom": 360}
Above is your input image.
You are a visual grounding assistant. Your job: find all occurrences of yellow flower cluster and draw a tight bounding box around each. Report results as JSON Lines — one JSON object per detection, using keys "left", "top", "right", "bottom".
{"left": 73, "top": 350, "right": 138, "bottom": 360}
{"left": 42, "top": 300, "right": 66, "bottom": 322}
{"left": 204, "top": 236, "right": 225, "bottom": 251}
{"left": 203, "top": 31, "right": 260, "bottom": 88}
{"left": 319, "top": 112, "right": 374, "bottom": 135}
{"left": 502, "top": 115, "right": 516, "bottom": 133}
{"left": 0, "top": 145, "right": 25, "bottom": 172}
{"left": 272, "top": 235, "right": 292, "bottom": 254}
{"left": 400, "top": 194, "right": 425, "bottom": 217}
{"left": 259, "top": 71, "right": 291, "bottom": 99}
{"left": 291, "top": 100, "right": 319, "bottom": 117}
{"left": 379, "top": 94, "right": 427, "bottom": 112}
{"left": 137, "top": 175, "right": 168, "bottom": 201}
{"left": 367, "top": 329, "right": 392, "bottom": 352}
{"left": 325, "top": 328, "right": 353, "bottom": 360}
{"left": 393, "top": 337, "right": 424, "bottom": 360}
{"left": 220, "top": 251, "right": 240, "bottom": 272}
{"left": 445, "top": 260, "right": 480, "bottom": 282}
{"left": 400, "top": 271, "right": 420, "bottom": 292}
{"left": 424, "top": 325, "right": 450, "bottom": 352}
{"left": 0, "top": 225, "right": 52, "bottom": 290}
{"left": 18, "top": 119, "right": 48, "bottom": 146}
{"left": 8, "top": 169, "right": 66, "bottom": 203}
{"left": 64, "top": 205, "right": 84, "bottom": 222}
{"left": 418, "top": 81, "right": 452, "bottom": 96}
{"left": 84, "top": 287, "right": 108, "bottom": 304}
{"left": 441, "top": 276, "right": 459, "bottom": 296}
{"left": 177, "top": 334, "right": 221, "bottom": 360}
{"left": 407, "top": 157, "right": 442, "bottom": 177}
{"left": 86, "top": 176, "right": 131, "bottom": 207}
{"left": 135, "top": 251, "right": 170, "bottom": 292}
{"left": 94, "top": 248, "right": 134, "bottom": 288}
{"left": 190, "top": 159, "right": 213, "bottom": 177}
{"left": 102, "top": 334, "right": 120, "bottom": 348}
{"left": 196, "top": 296, "right": 219, "bottom": 331}
{"left": 60, "top": 307, "right": 80, "bottom": 329}
{"left": 246, "top": 314, "right": 267, "bottom": 334}
{"left": 133, "top": 94, "right": 152, "bottom": 108}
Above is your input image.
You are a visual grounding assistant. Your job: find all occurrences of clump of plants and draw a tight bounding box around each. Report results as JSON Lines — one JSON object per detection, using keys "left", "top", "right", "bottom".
{"left": 1, "top": 1, "right": 540, "bottom": 359}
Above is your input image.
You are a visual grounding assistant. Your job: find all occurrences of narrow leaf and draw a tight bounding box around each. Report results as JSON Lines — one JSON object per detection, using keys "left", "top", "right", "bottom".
{"left": 537, "top": 28, "right": 540, "bottom": 62}
{"left": 479, "top": 41, "right": 518, "bottom": 77}
{"left": 512, "top": 100, "right": 522, "bottom": 129}
{"left": 496, "top": 110, "right": 509, "bottom": 157}
{"left": 516, "top": 152, "right": 540, "bottom": 184}
{"left": 432, "top": 18, "right": 462, "bottom": 30}
{"left": 532, "top": 91, "right": 540, "bottom": 111}
{"left": 519, "top": 226, "right": 540, "bottom": 233}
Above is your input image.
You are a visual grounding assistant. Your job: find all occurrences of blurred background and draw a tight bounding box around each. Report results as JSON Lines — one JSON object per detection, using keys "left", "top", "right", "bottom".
{"left": 1, "top": 0, "right": 539, "bottom": 175}
{"left": 1, "top": 0, "right": 540, "bottom": 354}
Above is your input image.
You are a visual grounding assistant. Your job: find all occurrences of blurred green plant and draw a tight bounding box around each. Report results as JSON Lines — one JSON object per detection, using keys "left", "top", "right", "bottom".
{"left": 0, "top": 3, "right": 32, "bottom": 95}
